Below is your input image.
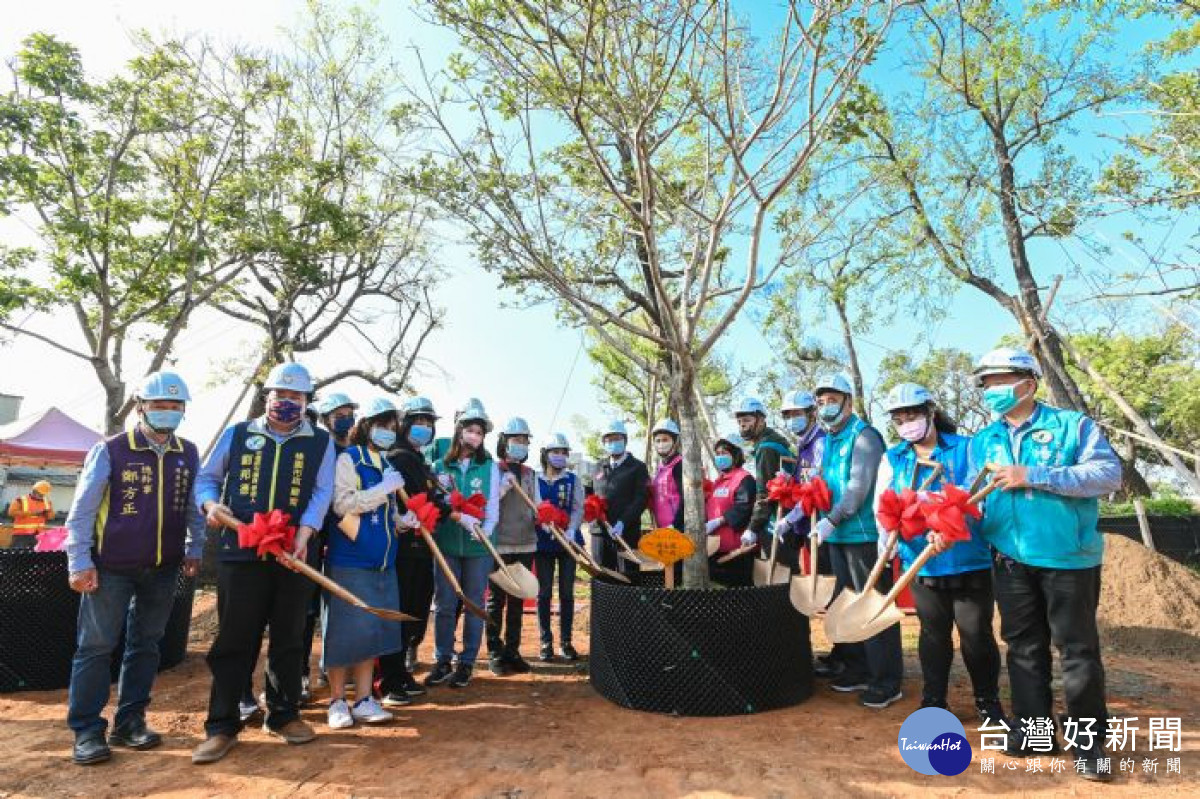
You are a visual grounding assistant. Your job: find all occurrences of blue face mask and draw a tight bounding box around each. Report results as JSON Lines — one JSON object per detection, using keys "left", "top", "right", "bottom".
{"left": 144, "top": 409, "right": 183, "bottom": 433}
{"left": 714, "top": 453, "right": 734, "bottom": 472}
{"left": 604, "top": 439, "right": 626, "bottom": 456}
{"left": 408, "top": 424, "right": 434, "bottom": 448}
{"left": 984, "top": 381, "right": 1030, "bottom": 416}
{"left": 787, "top": 415, "right": 809, "bottom": 435}
{"left": 370, "top": 427, "right": 397, "bottom": 450}
{"left": 268, "top": 398, "right": 304, "bottom": 424}
{"left": 331, "top": 415, "right": 355, "bottom": 436}
{"left": 507, "top": 442, "right": 529, "bottom": 461}
{"left": 548, "top": 452, "right": 568, "bottom": 470}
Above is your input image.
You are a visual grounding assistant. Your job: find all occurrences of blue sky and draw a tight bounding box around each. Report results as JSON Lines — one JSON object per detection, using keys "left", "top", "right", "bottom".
{"left": 0, "top": 0, "right": 1192, "bottom": 452}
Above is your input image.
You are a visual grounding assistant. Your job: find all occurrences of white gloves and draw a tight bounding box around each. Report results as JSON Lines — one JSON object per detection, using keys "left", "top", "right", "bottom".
{"left": 784, "top": 505, "right": 805, "bottom": 526}
{"left": 397, "top": 510, "right": 420, "bottom": 530}
{"left": 774, "top": 518, "right": 791, "bottom": 539}
{"left": 740, "top": 530, "right": 757, "bottom": 548}
{"left": 810, "top": 517, "right": 835, "bottom": 544}
{"left": 608, "top": 520, "right": 625, "bottom": 539}
{"left": 499, "top": 472, "right": 517, "bottom": 496}
{"left": 876, "top": 532, "right": 892, "bottom": 562}
{"left": 705, "top": 517, "right": 723, "bottom": 534}
{"left": 378, "top": 471, "right": 405, "bottom": 494}
{"left": 458, "top": 515, "right": 483, "bottom": 539}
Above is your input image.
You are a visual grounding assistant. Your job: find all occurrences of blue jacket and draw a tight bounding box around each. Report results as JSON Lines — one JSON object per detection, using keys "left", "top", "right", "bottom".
{"left": 819, "top": 415, "right": 882, "bottom": 544}
{"left": 968, "top": 403, "right": 1122, "bottom": 570}
{"left": 327, "top": 446, "right": 399, "bottom": 571}
{"left": 884, "top": 433, "right": 991, "bottom": 577}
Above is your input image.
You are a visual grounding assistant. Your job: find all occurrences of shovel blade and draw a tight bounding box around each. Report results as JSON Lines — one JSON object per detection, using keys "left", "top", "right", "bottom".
{"left": 788, "top": 574, "right": 837, "bottom": 616}
{"left": 489, "top": 565, "right": 539, "bottom": 600}
{"left": 825, "top": 592, "right": 904, "bottom": 643}
{"left": 706, "top": 536, "right": 720, "bottom": 557}
{"left": 753, "top": 558, "right": 790, "bottom": 587}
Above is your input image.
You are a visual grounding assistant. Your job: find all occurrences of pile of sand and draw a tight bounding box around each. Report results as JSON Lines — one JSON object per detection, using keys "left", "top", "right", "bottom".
{"left": 1099, "top": 533, "right": 1200, "bottom": 660}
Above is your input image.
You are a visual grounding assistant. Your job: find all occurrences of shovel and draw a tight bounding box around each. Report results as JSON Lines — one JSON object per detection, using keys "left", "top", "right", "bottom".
{"left": 604, "top": 520, "right": 663, "bottom": 572}
{"left": 474, "top": 528, "right": 540, "bottom": 600}
{"left": 212, "top": 507, "right": 417, "bottom": 624}
{"left": 753, "top": 506, "right": 791, "bottom": 586}
{"left": 789, "top": 511, "right": 838, "bottom": 616}
{"left": 394, "top": 487, "right": 491, "bottom": 623}
{"left": 826, "top": 479, "right": 1000, "bottom": 644}
{"left": 507, "top": 481, "right": 631, "bottom": 584}
{"left": 822, "top": 461, "right": 948, "bottom": 629}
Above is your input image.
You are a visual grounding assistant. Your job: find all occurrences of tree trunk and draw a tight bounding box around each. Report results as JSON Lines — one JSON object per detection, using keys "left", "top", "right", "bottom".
{"left": 673, "top": 362, "right": 711, "bottom": 589}
{"left": 644, "top": 371, "right": 659, "bottom": 464}
{"left": 833, "top": 298, "right": 869, "bottom": 421}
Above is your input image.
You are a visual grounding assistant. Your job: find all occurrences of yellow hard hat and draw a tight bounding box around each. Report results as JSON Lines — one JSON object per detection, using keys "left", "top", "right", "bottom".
{"left": 33, "top": 480, "right": 51, "bottom": 495}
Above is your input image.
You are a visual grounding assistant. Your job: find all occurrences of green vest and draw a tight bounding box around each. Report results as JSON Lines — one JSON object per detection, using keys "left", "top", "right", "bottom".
{"left": 819, "top": 415, "right": 879, "bottom": 544}
{"left": 433, "top": 454, "right": 494, "bottom": 558}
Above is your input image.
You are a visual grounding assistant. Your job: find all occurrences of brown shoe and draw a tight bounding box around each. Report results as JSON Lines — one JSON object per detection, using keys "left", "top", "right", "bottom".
{"left": 192, "top": 734, "right": 237, "bottom": 765}
{"left": 265, "top": 719, "right": 316, "bottom": 745}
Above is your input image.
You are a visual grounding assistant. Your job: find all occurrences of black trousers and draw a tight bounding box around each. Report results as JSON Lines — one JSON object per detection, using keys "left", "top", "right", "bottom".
{"left": 487, "top": 552, "right": 535, "bottom": 655}
{"left": 533, "top": 551, "right": 577, "bottom": 646}
{"left": 708, "top": 552, "right": 753, "bottom": 587}
{"left": 205, "top": 560, "right": 314, "bottom": 737}
{"left": 590, "top": 530, "right": 643, "bottom": 577}
{"left": 378, "top": 555, "right": 435, "bottom": 694}
{"left": 908, "top": 571, "right": 1001, "bottom": 703}
{"left": 992, "top": 556, "right": 1107, "bottom": 730}
{"left": 828, "top": 542, "right": 904, "bottom": 694}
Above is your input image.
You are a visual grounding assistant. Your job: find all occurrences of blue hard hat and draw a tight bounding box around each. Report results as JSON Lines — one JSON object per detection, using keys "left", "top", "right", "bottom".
{"left": 501, "top": 417, "right": 532, "bottom": 437}
{"left": 651, "top": 418, "right": 681, "bottom": 437}
{"left": 264, "top": 362, "right": 314, "bottom": 393}
{"left": 361, "top": 396, "right": 398, "bottom": 420}
{"left": 734, "top": 397, "right": 767, "bottom": 417}
{"left": 315, "top": 392, "right": 357, "bottom": 416}
{"left": 601, "top": 420, "right": 628, "bottom": 438}
{"left": 402, "top": 396, "right": 440, "bottom": 420}
{"left": 883, "top": 382, "right": 934, "bottom": 414}
{"left": 781, "top": 389, "right": 816, "bottom": 412}
{"left": 814, "top": 372, "right": 854, "bottom": 397}
{"left": 136, "top": 371, "right": 191, "bottom": 403}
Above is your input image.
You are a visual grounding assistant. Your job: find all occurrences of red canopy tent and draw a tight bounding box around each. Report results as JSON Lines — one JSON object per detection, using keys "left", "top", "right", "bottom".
{"left": 0, "top": 408, "right": 102, "bottom": 466}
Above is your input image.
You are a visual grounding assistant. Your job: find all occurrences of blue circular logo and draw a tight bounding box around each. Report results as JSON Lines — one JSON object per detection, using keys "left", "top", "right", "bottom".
{"left": 897, "top": 708, "right": 972, "bottom": 775}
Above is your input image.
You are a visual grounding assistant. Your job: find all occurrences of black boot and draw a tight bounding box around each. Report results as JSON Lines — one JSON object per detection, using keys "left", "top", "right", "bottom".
{"left": 1076, "top": 746, "right": 1114, "bottom": 782}
{"left": 72, "top": 734, "right": 112, "bottom": 765}
{"left": 108, "top": 718, "right": 162, "bottom": 750}
{"left": 539, "top": 642, "right": 554, "bottom": 662}
{"left": 974, "top": 696, "right": 1007, "bottom": 726}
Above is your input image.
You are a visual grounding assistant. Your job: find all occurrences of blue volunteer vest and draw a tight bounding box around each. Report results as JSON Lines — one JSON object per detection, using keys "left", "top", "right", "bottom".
{"left": 536, "top": 471, "right": 577, "bottom": 553}
{"left": 819, "top": 415, "right": 880, "bottom": 544}
{"left": 970, "top": 404, "right": 1102, "bottom": 569}
{"left": 326, "top": 445, "right": 398, "bottom": 571}
{"left": 886, "top": 433, "right": 992, "bottom": 577}
{"left": 95, "top": 428, "right": 199, "bottom": 570}
{"left": 218, "top": 420, "right": 329, "bottom": 561}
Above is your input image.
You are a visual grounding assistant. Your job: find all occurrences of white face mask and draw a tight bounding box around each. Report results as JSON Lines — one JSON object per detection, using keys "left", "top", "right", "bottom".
{"left": 896, "top": 417, "right": 929, "bottom": 443}
{"left": 654, "top": 440, "right": 675, "bottom": 457}
{"left": 461, "top": 430, "right": 484, "bottom": 450}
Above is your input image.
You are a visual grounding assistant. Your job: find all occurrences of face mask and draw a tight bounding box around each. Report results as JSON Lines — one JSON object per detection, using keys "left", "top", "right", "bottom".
{"left": 548, "top": 453, "right": 568, "bottom": 469}
{"left": 983, "top": 381, "right": 1029, "bottom": 416}
{"left": 507, "top": 443, "right": 529, "bottom": 461}
{"left": 144, "top": 409, "right": 183, "bottom": 433}
{"left": 370, "top": 427, "right": 397, "bottom": 450}
{"left": 268, "top": 398, "right": 304, "bottom": 424}
{"left": 818, "top": 402, "right": 844, "bottom": 429}
{"left": 897, "top": 417, "right": 929, "bottom": 443}
{"left": 461, "top": 430, "right": 484, "bottom": 450}
{"left": 408, "top": 424, "right": 433, "bottom": 448}
{"left": 604, "top": 439, "right": 626, "bottom": 457}
{"left": 654, "top": 440, "right": 675, "bottom": 457}
{"left": 714, "top": 453, "right": 734, "bottom": 472}
{"left": 787, "top": 415, "right": 809, "bottom": 435}
{"left": 331, "top": 415, "right": 355, "bottom": 437}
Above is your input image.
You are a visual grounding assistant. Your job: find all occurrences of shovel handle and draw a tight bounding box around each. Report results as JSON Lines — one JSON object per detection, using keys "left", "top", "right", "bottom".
{"left": 507, "top": 479, "right": 628, "bottom": 581}
{"left": 968, "top": 479, "right": 1001, "bottom": 506}
{"left": 966, "top": 463, "right": 997, "bottom": 497}
{"left": 862, "top": 531, "right": 899, "bottom": 595}
{"left": 474, "top": 522, "right": 517, "bottom": 581}
{"left": 716, "top": 544, "right": 755, "bottom": 564}
{"left": 393, "top": 487, "right": 490, "bottom": 623}
{"left": 875, "top": 541, "right": 938, "bottom": 616}
{"left": 913, "top": 459, "right": 944, "bottom": 492}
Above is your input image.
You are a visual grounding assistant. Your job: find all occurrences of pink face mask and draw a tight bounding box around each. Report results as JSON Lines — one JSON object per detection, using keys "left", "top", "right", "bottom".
{"left": 897, "top": 417, "right": 930, "bottom": 443}
{"left": 460, "top": 430, "right": 484, "bottom": 450}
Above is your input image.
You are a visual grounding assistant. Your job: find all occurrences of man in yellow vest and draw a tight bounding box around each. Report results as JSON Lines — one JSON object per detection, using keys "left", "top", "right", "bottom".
{"left": 8, "top": 480, "right": 55, "bottom": 542}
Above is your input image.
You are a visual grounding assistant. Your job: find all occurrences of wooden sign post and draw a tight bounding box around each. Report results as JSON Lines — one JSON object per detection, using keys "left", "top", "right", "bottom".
{"left": 637, "top": 527, "right": 696, "bottom": 589}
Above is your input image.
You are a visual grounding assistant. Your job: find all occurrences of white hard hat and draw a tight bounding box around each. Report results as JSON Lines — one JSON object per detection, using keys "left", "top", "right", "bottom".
{"left": 973, "top": 347, "right": 1042, "bottom": 387}
{"left": 651, "top": 418, "right": 681, "bottom": 437}
{"left": 402, "top": 396, "right": 439, "bottom": 420}
{"left": 455, "top": 398, "right": 493, "bottom": 433}
{"left": 541, "top": 432, "right": 571, "bottom": 451}
{"left": 501, "top": 417, "right": 532, "bottom": 437}
{"left": 883, "top": 383, "right": 934, "bottom": 414}
{"left": 361, "top": 396, "right": 398, "bottom": 420}
{"left": 814, "top": 372, "right": 854, "bottom": 397}
{"left": 264, "top": 362, "right": 315, "bottom": 393}
{"left": 733, "top": 397, "right": 767, "bottom": 417}
{"left": 315, "top": 392, "right": 357, "bottom": 415}
{"left": 601, "top": 420, "right": 628, "bottom": 438}
{"left": 780, "top": 389, "right": 816, "bottom": 413}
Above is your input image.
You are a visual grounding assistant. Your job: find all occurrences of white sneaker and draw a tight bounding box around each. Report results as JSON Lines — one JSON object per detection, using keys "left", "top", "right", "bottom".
{"left": 327, "top": 698, "right": 354, "bottom": 729}
{"left": 350, "top": 696, "right": 393, "bottom": 724}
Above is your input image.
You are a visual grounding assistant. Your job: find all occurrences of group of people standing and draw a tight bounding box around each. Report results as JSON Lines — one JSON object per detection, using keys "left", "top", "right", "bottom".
{"left": 58, "top": 344, "right": 1122, "bottom": 782}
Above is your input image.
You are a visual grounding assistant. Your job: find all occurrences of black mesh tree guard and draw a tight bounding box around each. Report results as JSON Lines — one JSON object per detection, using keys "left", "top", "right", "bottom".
{"left": 589, "top": 580, "right": 813, "bottom": 716}
{"left": 0, "top": 550, "right": 195, "bottom": 693}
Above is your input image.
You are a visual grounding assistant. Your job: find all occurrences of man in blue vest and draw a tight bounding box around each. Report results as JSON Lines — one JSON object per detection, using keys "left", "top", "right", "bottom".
{"left": 968, "top": 347, "right": 1121, "bottom": 782}
{"left": 191, "top": 362, "right": 336, "bottom": 765}
{"left": 64, "top": 371, "right": 205, "bottom": 765}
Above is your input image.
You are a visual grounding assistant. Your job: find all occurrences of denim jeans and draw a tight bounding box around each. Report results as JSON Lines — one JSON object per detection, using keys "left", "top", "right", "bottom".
{"left": 67, "top": 565, "right": 179, "bottom": 739}
{"left": 534, "top": 552, "right": 576, "bottom": 646}
{"left": 432, "top": 554, "right": 491, "bottom": 667}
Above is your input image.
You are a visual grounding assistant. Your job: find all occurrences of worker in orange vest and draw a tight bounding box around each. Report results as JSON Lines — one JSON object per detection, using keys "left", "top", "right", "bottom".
{"left": 8, "top": 480, "right": 55, "bottom": 539}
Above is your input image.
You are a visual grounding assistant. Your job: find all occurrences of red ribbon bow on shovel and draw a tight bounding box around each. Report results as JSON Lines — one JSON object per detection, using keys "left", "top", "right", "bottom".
{"left": 583, "top": 494, "right": 608, "bottom": 524}
{"left": 236, "top": 509, "right": 297, "bottom": 558}
{"left": 537, "top": 501, "right": 570, "bottom": 529}
{"left": 766, "top": 474, "right": 802, "bottom": 510}
{"left": 878, "top": 488, "right": 930, "bottom": 539}
{"left": 921, "top": 484, "right": 982, "bottom": 543}
{"left": 405, "top": 492, "right": 443, "bottom": 532}
{"left": 451, "top": 490, "right": 487, "bottom": 520}
{"left": 702, "top": 478, "right": 714, "bottom": 498}
{"left": 798, "top": 477, "right": 833, "bottom": 516}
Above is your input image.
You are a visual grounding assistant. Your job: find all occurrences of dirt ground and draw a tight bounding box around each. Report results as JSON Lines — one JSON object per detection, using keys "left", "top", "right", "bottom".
{"left": 1, "top": 583, "right": 1198, "bottom": 799}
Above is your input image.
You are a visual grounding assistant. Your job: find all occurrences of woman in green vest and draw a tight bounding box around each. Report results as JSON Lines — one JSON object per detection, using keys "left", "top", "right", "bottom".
{"left": 424, "top": 399, "right": 500, "bottom": 690}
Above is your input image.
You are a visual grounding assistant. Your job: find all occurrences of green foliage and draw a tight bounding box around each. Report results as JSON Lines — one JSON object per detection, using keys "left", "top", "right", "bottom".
{"left": 1100, "top": 496, "right": 1196, "bottom": 517}
{"left": 876, "top": 348, "right": 989, "bottom": 434}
